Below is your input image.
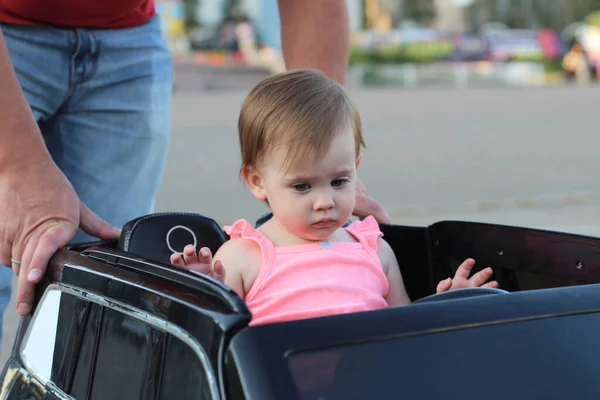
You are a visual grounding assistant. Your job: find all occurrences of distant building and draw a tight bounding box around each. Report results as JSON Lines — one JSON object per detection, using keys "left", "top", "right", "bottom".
{"left": 193, "top": 0, "right": 364, "bottom": 50}
{"left": 187, "top": 0, "right": 478, "bottom": 49}
{"left": 433, "top": 0, "right": 468, "bottom": 33}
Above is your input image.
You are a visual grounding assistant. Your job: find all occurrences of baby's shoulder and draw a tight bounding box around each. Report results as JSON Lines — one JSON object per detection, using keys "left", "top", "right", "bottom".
{"left": 375, "top": 237, "right": 396, "bottom": 274}
{"left": 215, "top": 237, "right": 263, "bottom": 267}
{"left": 216, "top": 237, "right": 264, "bottom": 293}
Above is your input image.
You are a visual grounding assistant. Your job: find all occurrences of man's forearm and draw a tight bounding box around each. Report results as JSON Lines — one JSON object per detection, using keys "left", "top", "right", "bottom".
{"left": 278, "top": 0, "right": 350, "bottom": 84}
{"left": 0, "top": 30, "right": 48, "bottom": 168}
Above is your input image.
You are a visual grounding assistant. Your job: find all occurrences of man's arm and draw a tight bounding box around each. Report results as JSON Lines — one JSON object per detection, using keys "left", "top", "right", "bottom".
{"left": 277, "top": 0, "right": 350, "bottom": 84}
{"left": 0, "top": 30, "right": 48, "bottom": 166}
{"left": 0, "top": 31, "right": 120, "bottom": 316}
{"left": 277, "top": 0, "right": 392, "bottom": 223}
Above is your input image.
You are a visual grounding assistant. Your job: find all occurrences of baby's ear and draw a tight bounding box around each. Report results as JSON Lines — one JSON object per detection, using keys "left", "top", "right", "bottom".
{"left": 356, "top": 152, "right": 362, "bottom": 170}
{"left": 241, "top": 165, "right": 267, "bottom": 201}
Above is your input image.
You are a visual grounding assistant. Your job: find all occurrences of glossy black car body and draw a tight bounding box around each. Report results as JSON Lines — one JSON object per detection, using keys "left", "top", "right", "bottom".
{"left": 1, "top": 212, "right": 600, "bottom": 400}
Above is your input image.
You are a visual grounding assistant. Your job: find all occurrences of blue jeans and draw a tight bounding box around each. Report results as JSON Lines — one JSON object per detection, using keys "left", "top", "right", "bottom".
{"left": 0, "top": 16, "right": 172, "bottom": 345}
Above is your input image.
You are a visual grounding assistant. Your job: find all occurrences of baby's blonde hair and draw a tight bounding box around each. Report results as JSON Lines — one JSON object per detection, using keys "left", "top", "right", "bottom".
{"left": 238, "top": 69, "right": 364, "bottom": 173}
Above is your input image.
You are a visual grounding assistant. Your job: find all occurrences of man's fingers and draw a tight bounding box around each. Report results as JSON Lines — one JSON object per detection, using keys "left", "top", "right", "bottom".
{"left": 353, "top": 195, "right": 392, "bottom": 224}
{"left": 16, "top": 264, "right": 35, "bottom": 316}
{"left": 454, "top": 258, "right": 476, "bottom": 280}
{"left": 79, "top": 201, "right": 121, "bottom": 240}
{"left": 354, "top": 177, "right": 393, "bottom": 224}
{"left": 15, "top": 235, "right": 40, "bottom": 317}
{"left": 11, "top": 257, "right": 21, "bottom": 277}
{"left": 27, "top": 226, "right": 72, "bottom": 283}
{"left": 15, "top": 225, "right": 74, "bottom": 316}
{"left": 368, "top": 206, "right": 393, "bottom": 225}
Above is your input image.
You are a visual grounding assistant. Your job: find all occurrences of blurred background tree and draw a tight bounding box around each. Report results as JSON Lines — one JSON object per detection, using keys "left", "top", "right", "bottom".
{"left": 182, "top": 0, "right": 199, "bottom": 31}
{"left": 467, "top": 0, "right": 600, "bottom": 31}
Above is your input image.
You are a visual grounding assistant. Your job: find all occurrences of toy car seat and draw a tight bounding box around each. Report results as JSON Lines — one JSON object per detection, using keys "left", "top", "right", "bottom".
{"left": 117, "top": 212, "right": 228, "bottom": 265}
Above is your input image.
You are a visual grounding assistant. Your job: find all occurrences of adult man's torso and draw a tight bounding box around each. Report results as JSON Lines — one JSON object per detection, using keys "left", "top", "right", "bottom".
{"left": 0, "top": 0, "right": 155, "bottom": 29}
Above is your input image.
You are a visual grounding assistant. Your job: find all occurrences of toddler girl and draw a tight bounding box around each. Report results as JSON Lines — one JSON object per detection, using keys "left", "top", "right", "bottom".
{"left": 171, "top": 69, "right": 498, "bottom": 326}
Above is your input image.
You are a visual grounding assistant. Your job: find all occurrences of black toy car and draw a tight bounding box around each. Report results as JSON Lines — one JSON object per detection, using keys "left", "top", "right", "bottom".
{"left": 2, "top": 211, "right": 600, "bottom": 400}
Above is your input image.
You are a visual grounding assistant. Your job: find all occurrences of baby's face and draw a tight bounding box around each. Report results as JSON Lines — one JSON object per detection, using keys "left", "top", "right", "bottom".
{"left": 258, "top": 128, "right": 358, "bottom": 241}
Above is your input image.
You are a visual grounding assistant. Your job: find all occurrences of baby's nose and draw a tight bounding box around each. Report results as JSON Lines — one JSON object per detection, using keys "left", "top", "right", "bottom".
{"left": 314, "top": 194, "right": 334, "bottom": 210}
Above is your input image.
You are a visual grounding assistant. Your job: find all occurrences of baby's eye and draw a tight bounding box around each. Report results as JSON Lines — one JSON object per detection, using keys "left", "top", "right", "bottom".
{"left": 293, "top": 183, "right": 310, "bottom": 192}
{"left": 331, "top": 178, "right": 349, "bottom": 187}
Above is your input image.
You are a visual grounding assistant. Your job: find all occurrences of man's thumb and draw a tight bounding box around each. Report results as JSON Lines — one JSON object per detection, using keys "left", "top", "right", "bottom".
{"left": 79, "top": 201, "right": 121, "bottom": 240}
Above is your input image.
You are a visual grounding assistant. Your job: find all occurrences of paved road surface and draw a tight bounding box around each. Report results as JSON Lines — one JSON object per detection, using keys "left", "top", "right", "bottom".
{"left": 2, "top": 84, "right": 599, "bottom": 365}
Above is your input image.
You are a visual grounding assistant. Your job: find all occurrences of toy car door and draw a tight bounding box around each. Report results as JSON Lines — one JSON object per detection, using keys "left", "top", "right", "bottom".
{"left": 0, "top": 246, "right": 250, "bottom": 400}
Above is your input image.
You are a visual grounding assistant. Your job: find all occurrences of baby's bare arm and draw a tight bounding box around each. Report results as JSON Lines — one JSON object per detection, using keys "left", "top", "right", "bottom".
{"left": 211, "top": 239, "right": 261, "bottom": 300}
{"left": 377, "top": 238, "right": 412, "bottom": 307}
{"left": 170, "top": 240, "right": 251, "bottom": 300}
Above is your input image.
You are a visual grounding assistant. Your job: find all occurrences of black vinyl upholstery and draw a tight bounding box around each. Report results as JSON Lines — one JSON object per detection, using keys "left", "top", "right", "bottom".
{"left": 117, "top": 212, "right": 228, "bottom": 265}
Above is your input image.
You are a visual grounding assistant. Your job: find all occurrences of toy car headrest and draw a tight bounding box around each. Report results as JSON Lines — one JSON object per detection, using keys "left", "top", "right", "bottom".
{"left": 117, "top": 212, "right": 228, "bottom": 265}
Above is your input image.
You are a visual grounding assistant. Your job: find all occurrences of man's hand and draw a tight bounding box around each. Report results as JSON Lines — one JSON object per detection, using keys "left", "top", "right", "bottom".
{"left": 353, "top": 177, "right": 392, "bottom": 224}
{"left": 436, "top": 258, "right": 499, "bottom": 293}
{"left": 0, "top": 159, "right": 121, "bottom": 316}
{"left": 0, "top": 31, "right": 120, "bottom": 316}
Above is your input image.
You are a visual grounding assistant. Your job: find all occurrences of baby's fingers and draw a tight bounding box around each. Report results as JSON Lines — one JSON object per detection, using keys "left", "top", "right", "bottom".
{"left": 170, "top": 252, "right": 186, "bottom": 267}
{"left": 197, "top": 247, "right": 213, "bottom": 264}
{"left": 481, "top": 280, "right": 500, "bottom": 289}
{"left": 436, "top": 277, "right": 452, "bottom": 293}
{"left": 454, "top": 258, "right": 476, "bottom": 280}
{"left": 186, "top": 247, "right": 214, "bottom": 275}
{"left": 183, "top": 245, "right": 199, "bottom": 265}
{"left": 212, "top": 260, "right": 226, "bottom": 283}
{"left": 469, "top": 267, "right": 494, "bottom": 287}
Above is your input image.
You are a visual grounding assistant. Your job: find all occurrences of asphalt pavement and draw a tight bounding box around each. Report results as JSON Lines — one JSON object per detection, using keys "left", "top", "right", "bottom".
{"left": 2, "top": 82, "right": 599, "bottom": 366}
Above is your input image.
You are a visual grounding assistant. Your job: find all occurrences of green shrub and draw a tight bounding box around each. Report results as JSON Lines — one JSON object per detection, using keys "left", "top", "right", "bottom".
{"left": 349, "top": 45, "right": 563, "bottom": 72}
{"left": 349, "top": 44, "right": 454, "bottom": 66}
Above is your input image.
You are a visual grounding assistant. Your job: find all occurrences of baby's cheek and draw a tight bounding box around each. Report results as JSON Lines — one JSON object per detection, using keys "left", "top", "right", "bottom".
{"left": 340, "top": 195, "right": 356, "bottom": 215}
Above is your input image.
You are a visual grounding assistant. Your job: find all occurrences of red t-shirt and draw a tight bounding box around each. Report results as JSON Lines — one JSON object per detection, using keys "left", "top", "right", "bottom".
{"left": 0, "top": 0, "right": 155, "bottom": 29}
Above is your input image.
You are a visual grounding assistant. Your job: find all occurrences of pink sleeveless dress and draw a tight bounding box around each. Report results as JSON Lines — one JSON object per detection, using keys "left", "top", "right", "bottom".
{"left": 224, "top": 215, "right": 389, "bottom": 326}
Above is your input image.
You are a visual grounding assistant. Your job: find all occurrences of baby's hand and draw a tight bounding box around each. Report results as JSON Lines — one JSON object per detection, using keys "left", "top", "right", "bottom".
{"left": 170, "top": 244, "right": 226, "bottom": 283}
{"left": 436, "top": 258, "right": 498, "bottom": 293}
